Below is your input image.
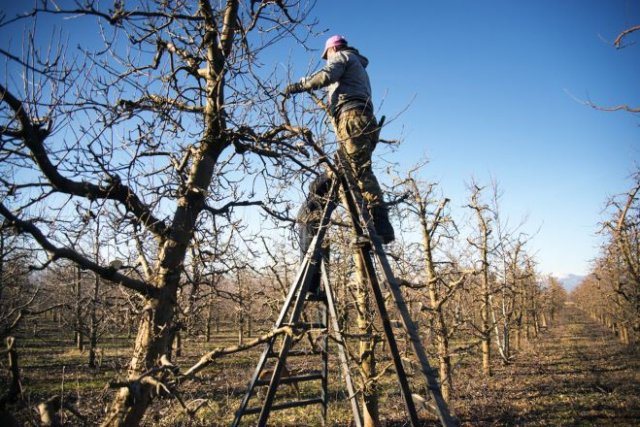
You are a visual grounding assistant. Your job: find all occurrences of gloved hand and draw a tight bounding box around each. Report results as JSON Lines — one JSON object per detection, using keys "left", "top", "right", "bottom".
{"left": 282, "top": 82, "right": 304, "bottom": 97}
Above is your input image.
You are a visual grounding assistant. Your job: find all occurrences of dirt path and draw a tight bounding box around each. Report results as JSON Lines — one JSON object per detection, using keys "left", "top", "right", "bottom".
{"left": 456, "top": 305, "right": 640, "bottom": 426}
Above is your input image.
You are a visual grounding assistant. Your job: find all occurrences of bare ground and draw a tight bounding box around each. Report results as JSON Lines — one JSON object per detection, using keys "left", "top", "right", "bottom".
{"left": 451, "top": 305, "right": 640, "bottom": 426}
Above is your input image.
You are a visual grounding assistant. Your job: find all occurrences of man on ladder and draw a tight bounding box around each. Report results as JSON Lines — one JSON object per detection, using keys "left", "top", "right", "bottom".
{"left": 284, "top": 34, "right": 395, "bottom": 245}
{"left": 231, "top": 36, "right": 456, "bottom": 427}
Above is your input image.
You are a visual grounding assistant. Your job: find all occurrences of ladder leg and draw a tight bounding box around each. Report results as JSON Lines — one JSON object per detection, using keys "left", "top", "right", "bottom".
{"left": 231, "top": 260, "right": 313, "bottom": 427}
{"left": 233, "top": 182, "right": 339, "bottom": 427}
{"left": 254, "top": 181, "right": 340, "bottom": 426}
{"left": 320, "top": 293, "right": 328, "bottom": 426}
{"left": 256, "top": 270, "right": 315, "bottom": 425}
{"left": 332, "top": 165, "right": 419, "bottom": 425}
{"left": 322, "top": 262, "right": 364, "bottom": 427}
{"left": 372, "top": 246, "right": 457, "bottom": 426}
{"left": 334, "top": 151, "right": 457, "bottom": 427}
{"left": 357, "top": 247, "right": 421, "bottom": 427}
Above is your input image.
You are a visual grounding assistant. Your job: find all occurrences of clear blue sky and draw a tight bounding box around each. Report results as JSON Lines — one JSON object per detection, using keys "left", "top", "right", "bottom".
{"left": 1, "top": 1, "right": 638, "bottom": 277}
{"left": 285, "top": 1, "right": 639, "bottom": 276}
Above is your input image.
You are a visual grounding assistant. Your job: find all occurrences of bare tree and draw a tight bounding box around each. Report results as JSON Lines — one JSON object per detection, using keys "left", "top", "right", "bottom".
{"left": 576, "top": 172, "right": 640, "bottom": 345}
{"left": 0, "top": 1, "right": 321, "bottom": 425}
{"left": 467, "top": 183, "right": 495, "bottom": 376}
{"left": 400, "top": 174, "right": 470, "bottom": 401}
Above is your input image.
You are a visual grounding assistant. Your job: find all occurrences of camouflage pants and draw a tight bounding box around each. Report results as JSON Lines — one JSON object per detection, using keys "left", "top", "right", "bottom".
{"left": 336, "top": 108, "right": 383, "bottom": 205}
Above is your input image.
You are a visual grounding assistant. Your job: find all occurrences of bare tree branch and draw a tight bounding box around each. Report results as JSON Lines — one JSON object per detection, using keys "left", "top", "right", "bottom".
{"left": 0, "top": 83, "right": 169, "bottom": 239}
{"left": 614, "top": 24, "right": 640, "bottom": 48}
{"left": 0, "top": 203, "right": 158, "bottom": 297}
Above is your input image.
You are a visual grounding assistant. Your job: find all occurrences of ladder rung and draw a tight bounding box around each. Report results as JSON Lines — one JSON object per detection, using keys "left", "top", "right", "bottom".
{"left": 255, "top": 371, "right": 324, "bottom": 387}
{"left": 301, "top": 322, "right": 326, "bottom": 329}
{"left": 242, "top": 397, "right": 325, "bottom": 415}
{"left": 282, "top": 322, "right": 326, "bottom": 330}
{"left": 267, "top": 349, "right": 325, "bottom": 358}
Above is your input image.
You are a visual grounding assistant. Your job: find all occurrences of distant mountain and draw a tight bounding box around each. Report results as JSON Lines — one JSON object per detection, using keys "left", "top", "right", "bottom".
{"left": 556, "top": 274, "right": 586, "bottom": 292}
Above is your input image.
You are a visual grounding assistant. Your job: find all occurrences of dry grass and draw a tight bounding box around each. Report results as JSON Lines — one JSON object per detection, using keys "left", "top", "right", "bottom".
{"left": 2, "top": 306, "right": 639, "bottom": 426}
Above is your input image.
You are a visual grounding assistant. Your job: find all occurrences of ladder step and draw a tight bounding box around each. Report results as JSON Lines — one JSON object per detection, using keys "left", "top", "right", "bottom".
{"left": 281, "top": 322, "right": 326, "bottom": 330}
{"left": 242, "top": 397, "right": 325, "bottom": 415}
{"left": 255, "top": 371, "right": 324, "bottom": 387}
{"left": 301, "top": 322, "right": 326, "bottom": 329}
{"left": 267, "top": 349, "right": 325, "bottom": 358}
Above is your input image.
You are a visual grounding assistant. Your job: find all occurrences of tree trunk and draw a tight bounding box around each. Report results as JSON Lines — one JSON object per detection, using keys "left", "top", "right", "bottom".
{"left": 532, "top": 311, "right": 540, "bottom": 337}
{"left": 126, "top": 308, "right": 133, "bottom": 339}
{"left": 89, "top": 224, "right": 100, "bottom": 368}
{"left": 620, "top": 324, "right": 629, "bottom": 345}
{"left": 471, "top": 189, "right": 492, "bottom": 376}
{"left": 75, "top": 266, "right": 84, "bottom": 351}
{"left": 237, "top": 269, "right": 245, "bottom": 346}
{"left": 237, "top": 312, "right": 245, "bottom": 346}
{"left": 503, "top": 323, "right": 511, "bottom": 359}
{"left": 101, "top": 84, "right": 231, "bottom": 427}
{"left": 354, "top": 253, "right": 379, "bottom": 427}
{"left": 88, "top": 273, "right": 99, "bottom": 368}
{"left": 480, "top": 256, "right": 491, "bottom": 376}
{"left": 102, "top": 288, "right": 178, "bottom": 426}
{"left": 436, "top": 327, "right": 452, "bottom": 402}
{"left": 0, "top": 231, "right": 4, "bottom": 303}
{"left": 205, "top": 298, "right": 213, "bottom": 343}
{"left": 540, "top": 312, "right": 548, "bottom": 329}
{"left": 514, "top": 314, "right": 522, "bottom": 351}
{"left": 418, "top": 198, "right": 452, "bottom": 401}
{"left": 100, "top": 1, "right": 239, "bottom": 420}
{"left": 174, "top": 331, "right": 182, "bottom": 358}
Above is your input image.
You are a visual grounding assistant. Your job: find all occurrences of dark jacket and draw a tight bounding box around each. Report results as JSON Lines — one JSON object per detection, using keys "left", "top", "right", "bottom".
{"left": 298, "top": 47, "right": 372, "bottom": 117}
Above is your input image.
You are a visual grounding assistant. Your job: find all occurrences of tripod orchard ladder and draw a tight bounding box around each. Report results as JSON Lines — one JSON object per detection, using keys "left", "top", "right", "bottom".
{"left": 232, "top": 152, "right": 456, "bottom": 427}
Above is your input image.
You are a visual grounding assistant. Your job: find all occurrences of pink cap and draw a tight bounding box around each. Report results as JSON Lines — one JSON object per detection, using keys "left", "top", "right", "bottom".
{"left": 322, "top": 35, "right": 347, "bottom": 59}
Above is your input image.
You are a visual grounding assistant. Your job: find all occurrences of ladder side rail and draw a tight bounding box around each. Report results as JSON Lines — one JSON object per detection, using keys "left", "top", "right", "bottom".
{"left": 354, "top": 243, "right": 421, "bottom": 426}
{"left": 322, "top": 262, "right": 364, "bottom": 427}
{"left": 233, "top": 180, "right": 339, "bottom": 427}
{"left": 370, "top": 240, "right": 457, "bottom": 427}
{"left": 230, "top": 334, "right": 276, "bottom": 427}
{"left": 332, "top": 156, "right": 421, "bottom": 426}
{"left": 274, "top": 243, "right": 317, "bottom": 328}
{"left": 319, "top": 278, "right": 329, "bottom": 426}
{"left": 273, "top": 177, "right": 339, "bottom": 328}
{"left": 256, "top": 272, "right": 316, "bottom": 425}
{"left": 334, "top": 151, "right": 457, "bottom": 427}
{"left": 231, "top": 258, "right": 316, "bottom": 427}
{"left": 255, "top": 180, "right": 339, "bottom": 426}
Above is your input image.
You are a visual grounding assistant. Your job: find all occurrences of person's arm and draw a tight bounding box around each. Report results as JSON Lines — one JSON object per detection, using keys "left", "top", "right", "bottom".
{"left": 299, "top": 55, "right": 346, "bottom": 90}
{"left": 283, "top": 53, "right": 347, "bottom": 95}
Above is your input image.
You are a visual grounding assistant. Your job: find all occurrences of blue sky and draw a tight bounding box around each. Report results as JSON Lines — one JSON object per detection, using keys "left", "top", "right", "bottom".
{"left": 285, "top": 1, "right": 639, "bottom": 276}
{"left": 1, "top": 1, "right": 638, "bottom": 277}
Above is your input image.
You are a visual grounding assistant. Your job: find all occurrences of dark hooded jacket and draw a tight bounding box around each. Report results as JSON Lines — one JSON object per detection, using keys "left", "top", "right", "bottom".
{"left": 298, "top": 47, "right": 372, "bottom": 118}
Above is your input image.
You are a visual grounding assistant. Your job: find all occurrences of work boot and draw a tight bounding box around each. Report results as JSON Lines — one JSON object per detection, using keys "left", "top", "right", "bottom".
{"left": 371, "top": 205, "right": 395, "bottom": 244}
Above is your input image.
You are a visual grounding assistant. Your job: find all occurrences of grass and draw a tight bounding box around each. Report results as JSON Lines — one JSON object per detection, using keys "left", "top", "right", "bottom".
{"left": 2, "top": 306, "right": 639, "bottom": 426}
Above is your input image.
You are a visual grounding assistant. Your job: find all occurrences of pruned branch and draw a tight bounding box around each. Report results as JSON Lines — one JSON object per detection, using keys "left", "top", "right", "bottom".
{"left": 118, "top": 95, "right": 205, "bottom": 113}
{"left": 566, "top": 89, "right": 640, "bottom": 114}
{"left": 614, "top": 24, "right": 640, "bottom": 49}
{"left": 12, "top": 5, "right": 204, "bottom": 27}
{"left": 181, "top": 325, "right": 300, "bottom": 379}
